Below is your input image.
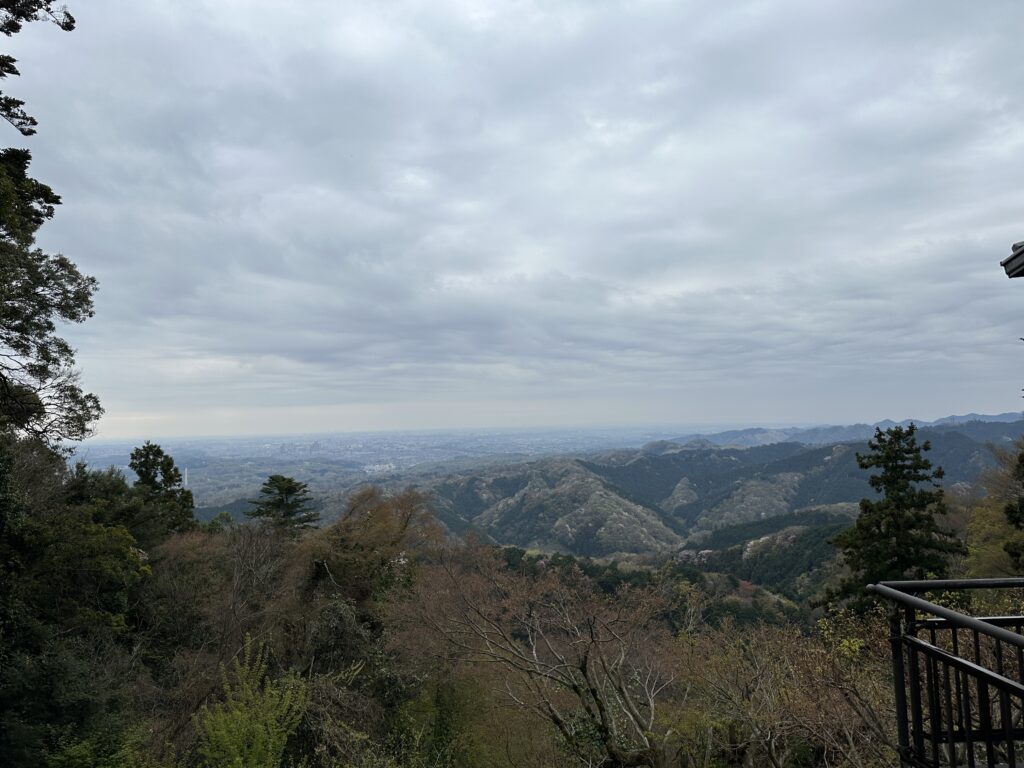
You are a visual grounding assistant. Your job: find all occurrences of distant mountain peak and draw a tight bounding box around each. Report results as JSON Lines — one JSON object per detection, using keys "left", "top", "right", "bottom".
{"left": 932, "top": 411, "right": 1023, "bottom": 425}
{"left": 673, "top": 412, "right": 1024, "bottom": 449}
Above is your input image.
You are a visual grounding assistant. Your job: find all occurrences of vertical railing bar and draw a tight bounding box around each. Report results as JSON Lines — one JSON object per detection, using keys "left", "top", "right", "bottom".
{"left": 974, "top": 629, "right": 987, "bottom": 768}
{"left": 927, "top": 648, "right": 941, "bottom": 766}
{"left": 1016, "top": 616, "right": 1024, "bottom": 765}
{"left": 951, "top": 627, "right": 970, "bottom": 768}
{"left": 952, "top": 629, "right": 965, "bottom": 730}
{"left": 979, "top": 680, "right": 996, "bottom": 767}
{"left": 925, "top": 626, "right": 937, "bottom": 768}
{"left": 910, "top": 608, "right": 925, "bottom": 759}
{"left": 868, "top": 582, "right": 1024, "bottom": 768}
{"left": 891, "top": 608, "right": 912, "bottom": 759}
{"left": 1017, "top": 624, "right": 1024, "bottom": 762}
{"left": 963, "top": 668, "right": 976, "bottom": 768}
{"left": 1001, "top": 687, "right": 1015, "bottom": 768}
{"left": 993, "top": 639, "right": 1014, "bottom": 767}
{"left": 943, "top": 659, "right": 956, "bottom": 766}
{"left": 929, "top": 623, "right": 940, "bottom": 767}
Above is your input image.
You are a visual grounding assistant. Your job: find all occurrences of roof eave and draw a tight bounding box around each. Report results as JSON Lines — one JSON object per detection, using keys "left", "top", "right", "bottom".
{"left": 1002, "top": 242, "right": 1024, "bottom": 278}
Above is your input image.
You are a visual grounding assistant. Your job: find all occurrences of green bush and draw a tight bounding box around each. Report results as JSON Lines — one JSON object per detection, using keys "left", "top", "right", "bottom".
{"left": 196, "top": 636, "right": 308, "bottom": 768}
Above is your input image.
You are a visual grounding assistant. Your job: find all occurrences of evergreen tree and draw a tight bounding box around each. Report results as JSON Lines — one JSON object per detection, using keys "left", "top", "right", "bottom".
{"left": 1001, "top": 448, "right": 1024, "bottom": 570}
{"left": 61, "top": 442, "right": 195, "bottom": 551}
{"left": 0, "top": 440, "right": 25, "bottom": 665}
{"left": 0, "top": 3, "right": 76, "bottom": 137}
{"left": 247, "top": 474, "right": 319, "bottom": 533}
{"left": 830, "top": 424, "right": 963, "bottom": 606}
{"left": 128, "top": 440, "right": 194, "bottom": 535}
{"left": 0, "top": 439, "right": 150, "bottom": 766}
{"left": 0, "top": 2, "right": 99, "bottom": 444}
{"left": 130, "top": 440, "right": 183, "bottom": 492}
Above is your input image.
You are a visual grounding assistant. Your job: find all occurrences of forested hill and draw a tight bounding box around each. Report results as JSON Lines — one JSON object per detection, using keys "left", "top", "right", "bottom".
{"left": 425, "top": 422, "right": 1019, "bottom": 558}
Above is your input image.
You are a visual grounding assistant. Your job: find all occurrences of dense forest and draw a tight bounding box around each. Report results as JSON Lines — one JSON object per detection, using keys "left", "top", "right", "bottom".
{"left": 8, "top": 417, "right": 1024, "bottom": 767}
{"left": 4, "top": 4, "right": 1024, "bottom": 768}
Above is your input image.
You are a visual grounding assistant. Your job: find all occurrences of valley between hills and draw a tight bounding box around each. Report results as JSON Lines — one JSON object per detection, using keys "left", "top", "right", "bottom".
{"left": 91, "top": 413, "right": 1024, "bottom": 601}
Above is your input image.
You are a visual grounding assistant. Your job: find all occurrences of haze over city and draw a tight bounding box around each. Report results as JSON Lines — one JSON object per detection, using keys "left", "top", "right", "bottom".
{"left": 10, "top": 0, "right": 1024, "bottom": 437}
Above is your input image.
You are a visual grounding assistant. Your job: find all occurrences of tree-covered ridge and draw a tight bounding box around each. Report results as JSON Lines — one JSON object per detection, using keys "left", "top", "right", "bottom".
{"left": 424, "top": 425, "right": 1001, "bottom": 558}
{"left": 9, "top": 422, "right": 1011, "bottom": 766}
{"left": 830, "top": 425, "right": 963, "bottom": 606}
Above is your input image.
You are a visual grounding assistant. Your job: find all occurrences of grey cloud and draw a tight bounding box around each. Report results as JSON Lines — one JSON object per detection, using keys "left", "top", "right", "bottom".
{"left": 6, "top": 0, "right": 1024, "bottom": 436}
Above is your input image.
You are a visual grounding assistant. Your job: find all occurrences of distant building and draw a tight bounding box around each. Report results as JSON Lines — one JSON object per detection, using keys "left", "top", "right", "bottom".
{"left": 1001, "top": 240, "right": 1024, "bottom": 278}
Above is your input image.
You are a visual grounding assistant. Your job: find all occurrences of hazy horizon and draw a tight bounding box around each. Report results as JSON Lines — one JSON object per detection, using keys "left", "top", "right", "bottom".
{"left": 79, "top": 408, "right": 1024, "bottom": 445}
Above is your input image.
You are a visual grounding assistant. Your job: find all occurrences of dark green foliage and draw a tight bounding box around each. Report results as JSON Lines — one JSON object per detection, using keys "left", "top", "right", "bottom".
{"left": 195, "top": 637, "right": 308, "bottom": 768}
{"left": 0, "top": 199, "right": 99, "bottom": 442}
{"left": 581, "top": 442, "right": 808, "bottom": 516}
{"left": 1002, "top": 449, "right": 1024, "bottom": 530}
{"left": 501, "top": 546, "right": 703, "bottom": 595}
{"left": 929, "top": 419, "right": 1024, "bottom": 445}
{"left": 0, "top": 3, "right": 99, "bottom": 444}
{"left": 0, "top": 2, "right": 75, "bottom": 136}
{"left": 698, "top": 522, "right": 848, "bottom": 600}
{"left": 1002, "top": 449, "right": 1024, "bottom": 570}
{"left": 129, "top": 441, "right": 195, "bottom": 535}
{"left": 427, "top": 682, "right": 466, "bottom": 766}
{"left": 779, "top": 446, "right": 871, "bottom": 509}
{"left": 0, "top": 148, "right": 57, "bottom": 243}
{"left": 62, "top": 443, "right": 195, "bottom": 550}
{"left": 195, "top": 497, "right": 251, "bottom": 523}
{"left": 0, "top": 437, "right": 25, "bottom": 661}
{"left": 247, "top": 474, "right": 320, "bottom": 532}
{"left": 702, "top": 594, "right": 794, "bottom": 626}
{"left": 0, "top": 2, "right": 75, "bottom": 37}
{"left": 430, "top": 427, "right": 1004, "bottom": 562}
{"left": 0, "top": 438, "right": 150, "bottom": 767}
{"left": 130, "top": 441, "right": 184, "bottom": 492}
{"left": 690, "top": 508, "right": 855, "bottom": 551}
{"left": 830, "top": 425, "right": 963, "bottom": 607}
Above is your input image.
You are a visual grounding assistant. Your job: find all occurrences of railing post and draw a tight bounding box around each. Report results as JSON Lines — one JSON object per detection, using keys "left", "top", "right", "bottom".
{"left": 907, "top": 606, "right": 926, "bottom": 759}
{"left": 890, "top": 605, "right": 912, "bottom": 760}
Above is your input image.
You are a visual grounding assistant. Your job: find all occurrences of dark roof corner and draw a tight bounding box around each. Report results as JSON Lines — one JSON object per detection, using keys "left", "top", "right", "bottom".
{"left": 1001, "top": 241, "right": 1024, "bottom": 278}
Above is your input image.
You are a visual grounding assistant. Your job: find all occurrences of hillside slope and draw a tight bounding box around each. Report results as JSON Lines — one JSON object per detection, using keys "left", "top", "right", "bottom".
{"left": 426, "top": 423, "right": 1013, "bottom": 557}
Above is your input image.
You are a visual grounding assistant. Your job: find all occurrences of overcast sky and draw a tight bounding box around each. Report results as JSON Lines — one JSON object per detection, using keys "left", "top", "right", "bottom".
{"left": 7, "top": 0, "right": 1024, "bottom": 438}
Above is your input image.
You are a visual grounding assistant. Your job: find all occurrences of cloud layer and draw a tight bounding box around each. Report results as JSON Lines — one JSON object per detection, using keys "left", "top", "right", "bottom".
{"left": 8, "top": 0, "right": 1024, "bottom": 437}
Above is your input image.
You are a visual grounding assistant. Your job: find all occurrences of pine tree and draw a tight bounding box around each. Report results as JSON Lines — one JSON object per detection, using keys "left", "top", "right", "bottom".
{"left": 1001, "top": 449, "right": 1024, "bottom": 570}
{"left": 0, "top": 3, "right": 101, "bottom": 444}
{"left": 246, "top": 474, "right": 319, "bottom": 533}
{"left": 127, "top": 441, "right": 195, "bottom": 538}
{"left": 830, "top": 424, "right": 963, "bottom": 606}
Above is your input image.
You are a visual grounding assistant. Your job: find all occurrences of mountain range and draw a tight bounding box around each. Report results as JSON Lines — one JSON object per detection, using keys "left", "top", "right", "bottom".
{"left": 424, "top": 416, "right": 1024, "bottom": 560}
{"left": 669, "top": 412, "right": 1024, "bottom": 448}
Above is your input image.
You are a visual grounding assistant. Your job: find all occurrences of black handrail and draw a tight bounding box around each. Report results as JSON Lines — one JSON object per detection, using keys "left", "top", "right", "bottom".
{"left": 870, "top": 579, "right": 1024, "bottom": 768}
{"left": 868, "top": 583, "right": 1024, "bottom": 650}
{"left": 876, "top": 578, "right": 1024, "bottom": 593}
{"left": 902, "top": 636, "right": 1024, "bottom": 698}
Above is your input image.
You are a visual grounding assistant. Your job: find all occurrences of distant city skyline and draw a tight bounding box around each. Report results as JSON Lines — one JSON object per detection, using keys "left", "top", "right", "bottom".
{"left": 10, "top": 1, "right": 1024, "bottom": 438}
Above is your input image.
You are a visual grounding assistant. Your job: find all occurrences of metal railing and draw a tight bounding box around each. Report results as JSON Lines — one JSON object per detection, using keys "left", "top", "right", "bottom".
{"left": 869, "top": 578, "right": 1024, "bottom": 767}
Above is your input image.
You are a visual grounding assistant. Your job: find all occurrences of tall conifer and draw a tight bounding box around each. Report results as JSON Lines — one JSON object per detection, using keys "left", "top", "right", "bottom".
{"left": 247, "top": 474, "right": 320, "bottom": 533}
{"left": 831, "top": 424, "right": 963, "bottom": 606}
